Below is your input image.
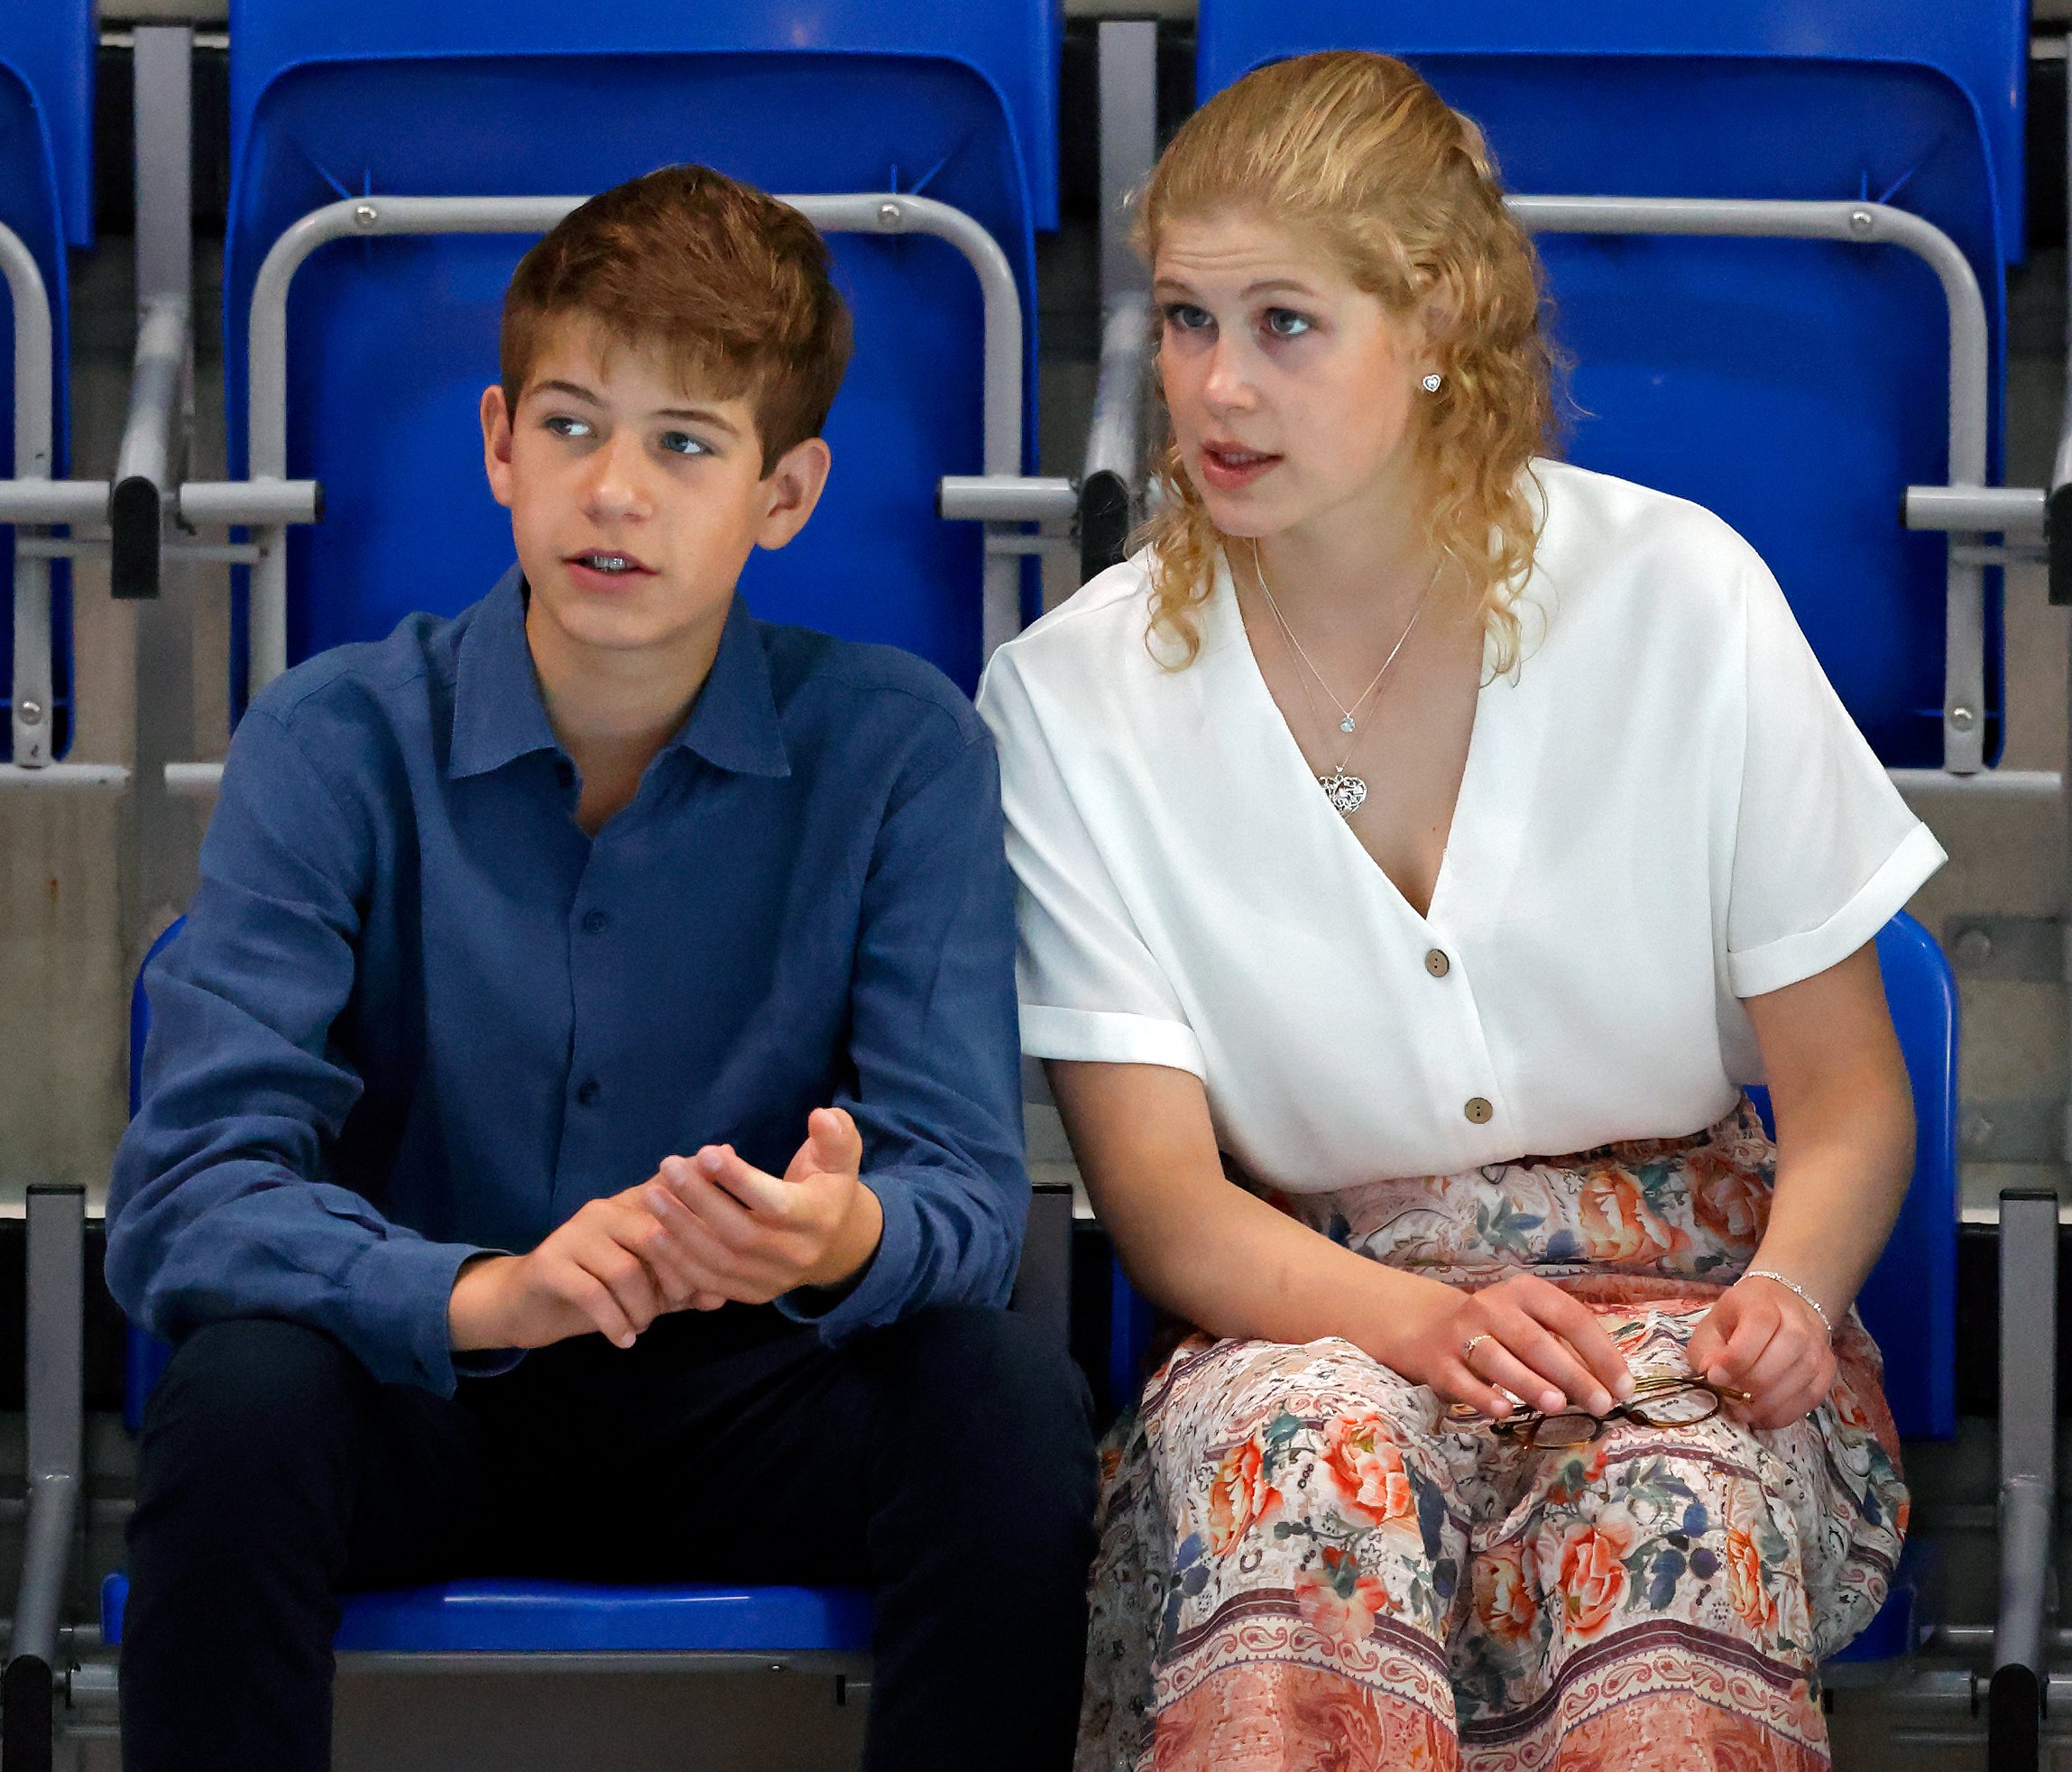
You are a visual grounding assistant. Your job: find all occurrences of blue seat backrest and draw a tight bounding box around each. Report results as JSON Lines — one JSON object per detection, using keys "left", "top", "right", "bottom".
{"left": 1194, "top": 1, "right": 2022, "bottom": 767}
{"left": 1855, "top": 912, "right": 1959, "bottom": 1439}
{"left": 1747, "top": 914, "right": 1957, "bottom": 1437}
{"left": 222, "top": 0, "right": 1057, "bottom": 704}
{"left": 0, "top": 0, "right": 89, "bottom": 757}
{"left": 0, "top": 0, "right": 94, "bottom": 254}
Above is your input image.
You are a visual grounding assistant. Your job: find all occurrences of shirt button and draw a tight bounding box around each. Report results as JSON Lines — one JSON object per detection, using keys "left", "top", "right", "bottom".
{"left": 576, "top": 1077, "right": 601, "bottom": 1107}
{"left": 1464, "top": 1096, "right": 1493, "bottom": 1124}
{"left": 581, "top": 909, "right": 609, "bottom": 935}
{"left": 1424, "top": 948, "right": 1450, "bottom": 978}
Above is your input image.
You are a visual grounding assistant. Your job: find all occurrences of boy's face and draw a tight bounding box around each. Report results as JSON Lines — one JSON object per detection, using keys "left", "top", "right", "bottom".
{"left": 481, "top": 318, "right": 829, "bottom": 666}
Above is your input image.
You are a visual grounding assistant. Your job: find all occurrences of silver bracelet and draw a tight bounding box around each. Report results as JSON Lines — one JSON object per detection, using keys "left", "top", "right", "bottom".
{"left": 1742, "top": 1269, "right": 1834, "bottom": 1340}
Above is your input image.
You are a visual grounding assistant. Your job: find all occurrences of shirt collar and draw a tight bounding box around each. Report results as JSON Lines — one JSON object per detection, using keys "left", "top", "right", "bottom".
{"left": 672, "top": 592, "right": 791, "bottom": 780}
{"left": 449, "top": 566, "right": 791, "bottom": 783}
{"left": 449, "top": 568, "right": 560, "bottom": 780}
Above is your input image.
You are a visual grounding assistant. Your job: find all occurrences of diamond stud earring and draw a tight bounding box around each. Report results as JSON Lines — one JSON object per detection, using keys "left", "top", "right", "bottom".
{"left": 1420, "top": 373, "right": 1443, "bottom": 393}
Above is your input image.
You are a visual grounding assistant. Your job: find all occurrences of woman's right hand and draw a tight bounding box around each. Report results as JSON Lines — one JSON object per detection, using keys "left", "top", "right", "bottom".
{"left": 1382, "top": 1271, "right": 1635, "bottom": 1418}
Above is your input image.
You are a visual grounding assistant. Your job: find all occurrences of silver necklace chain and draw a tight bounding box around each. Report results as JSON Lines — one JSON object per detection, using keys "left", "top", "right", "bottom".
{"left": 1248, "top": 540, "right": 1441, "bottom": 820}
{"left": 1251, "top": 539, "right": 1439, "bottom": 736}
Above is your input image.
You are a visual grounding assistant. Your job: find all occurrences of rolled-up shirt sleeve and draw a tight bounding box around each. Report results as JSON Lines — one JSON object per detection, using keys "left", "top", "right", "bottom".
{"left": 106, "top": 702, "right": 498, "bottom": 1397}
{"left": 775, "top": 721, "right": 1031, "bottom": 1343}
{"left": 1723, "top": 558, "right": 1947, "bottom": 999}
{"left": 977, "top": 646, "right": 1205, "bottom": 1077}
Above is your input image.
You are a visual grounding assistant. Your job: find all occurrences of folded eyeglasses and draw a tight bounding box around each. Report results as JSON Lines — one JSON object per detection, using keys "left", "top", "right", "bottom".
{"left": 1444, "top": 1373, "right": 1752, "bottom": 1448}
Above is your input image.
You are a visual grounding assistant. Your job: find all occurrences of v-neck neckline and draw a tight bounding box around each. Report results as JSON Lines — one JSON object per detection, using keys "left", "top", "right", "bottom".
{"left": 1207, "top": 549, "right": 1490, "bottom": 928}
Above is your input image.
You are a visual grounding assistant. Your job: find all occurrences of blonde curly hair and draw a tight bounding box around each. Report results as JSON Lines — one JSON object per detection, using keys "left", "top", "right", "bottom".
{"left": 1136, "top": 51, "right": 1560, "bottom": 672}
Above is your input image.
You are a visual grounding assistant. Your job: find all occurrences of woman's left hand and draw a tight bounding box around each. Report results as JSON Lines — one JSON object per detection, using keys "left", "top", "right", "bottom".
{"left": 1685, "top": 1274, "right": 1837, "bottom": 1429}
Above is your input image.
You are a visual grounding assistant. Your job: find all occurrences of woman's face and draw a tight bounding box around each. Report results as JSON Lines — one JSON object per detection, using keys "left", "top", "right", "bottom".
{"left": 1153, "top": 208, "right": 1433, "bottom": 542}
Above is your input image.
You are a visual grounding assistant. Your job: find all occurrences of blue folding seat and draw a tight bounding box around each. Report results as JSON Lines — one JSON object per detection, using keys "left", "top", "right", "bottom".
{"left": 0, "top": 0, "right": 93, "bottom": 761}
{"left": 1194, "top": 1, "right": 2024, "bottom": 770}
{"left": 220, "top": 0, "right": 1059, "bottom": 706}
{"left": 1105, "top": 910, "right": 1957, "bottom": 1669}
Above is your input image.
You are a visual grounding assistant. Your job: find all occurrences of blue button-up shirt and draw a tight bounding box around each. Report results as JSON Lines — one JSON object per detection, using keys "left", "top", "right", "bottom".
{"left": 107, "top": 569, "right": 1028, "bottom": 1395}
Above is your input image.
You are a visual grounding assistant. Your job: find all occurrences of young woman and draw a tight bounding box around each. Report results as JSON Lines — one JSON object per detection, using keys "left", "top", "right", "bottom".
{"left": 978, "top": 51, "right": 1937, "bottom": 1772}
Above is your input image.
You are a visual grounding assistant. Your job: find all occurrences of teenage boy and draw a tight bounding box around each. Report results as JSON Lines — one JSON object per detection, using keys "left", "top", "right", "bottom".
{"left": 106, "top": 165, "right": 1097, "bottom": 1772}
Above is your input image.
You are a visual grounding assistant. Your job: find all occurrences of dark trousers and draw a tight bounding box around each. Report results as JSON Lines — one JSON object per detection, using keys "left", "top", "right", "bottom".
{"left": 119, "top": 1304, "right": 1099, "bottom": 1772}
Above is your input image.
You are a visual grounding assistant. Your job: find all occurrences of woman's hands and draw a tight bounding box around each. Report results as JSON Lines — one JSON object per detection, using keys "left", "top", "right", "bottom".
{"left": 1686, "top": 1274, "right": 1837, "bottom": 1429}
{"left": 1384, "top": 1270, "right": 1635, "bottom": 1419}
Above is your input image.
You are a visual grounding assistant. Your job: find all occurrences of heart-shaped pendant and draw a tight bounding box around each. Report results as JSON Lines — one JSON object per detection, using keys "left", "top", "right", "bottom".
{"left": 1319, "top": 771, "right": 1368, "bottom": 817}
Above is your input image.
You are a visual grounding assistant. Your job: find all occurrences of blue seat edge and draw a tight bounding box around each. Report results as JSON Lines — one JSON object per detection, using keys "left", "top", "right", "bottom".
{"left": 100, "top": 1571, "right": 872, "bottom": 1655}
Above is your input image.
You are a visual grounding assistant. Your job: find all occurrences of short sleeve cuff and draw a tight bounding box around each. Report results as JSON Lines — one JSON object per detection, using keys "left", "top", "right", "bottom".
{"left": 1727, "top": 821, "right": 1947, "bottom": 999}
{"left": 1018, "top": 1004, "right": 1205, "bottom": 1078}
{"left": 775, "top": 1170, "right": 921, "bottom": 1344}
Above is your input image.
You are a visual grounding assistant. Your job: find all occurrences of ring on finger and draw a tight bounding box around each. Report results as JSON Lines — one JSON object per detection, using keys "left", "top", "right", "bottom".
{"left": 1462, "top": 1333, "right": 1496, "bottom": 1367}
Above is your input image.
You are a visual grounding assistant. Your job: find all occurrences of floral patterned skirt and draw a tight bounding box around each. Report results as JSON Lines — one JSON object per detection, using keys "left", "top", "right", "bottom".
{"left": 1078, "top": 1098, "right": 1909, "bottom": 1771}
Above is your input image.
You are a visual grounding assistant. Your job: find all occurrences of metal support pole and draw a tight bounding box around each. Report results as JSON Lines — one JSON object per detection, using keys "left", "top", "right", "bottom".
{"left": 1989, "top": 1189, "right": 2058, "bottom": 1772}
{"left": 130, "top": 24, "right": 199, "bottom": 942}
{"left": 134, "top": 27, "right": 193, "bottom": 317}
{"left": 1096, "top": 21, "right": 1157, "bottom": 305}
{"left": 1082, "top": 21, "right": 1158, "bottom": 585}
{"left": 1, "top": 221, "right": 57, "bottom": 766}
{"left": 5, "top": 1185, "right": 86, "bottom": 1772}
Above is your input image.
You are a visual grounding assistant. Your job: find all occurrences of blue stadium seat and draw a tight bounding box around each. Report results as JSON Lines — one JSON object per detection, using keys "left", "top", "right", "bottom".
{"left": 0, "top": 0, "right": 91, "bottom": 759}
{"left": 1193, "top": 1, "right": 2023, "bottom": 767}
{"left": 221, "top": 0, "right": 1059, "bottom": 705}
{"left": 1105, "top": 910, "right": 1957, "bottom": 1666}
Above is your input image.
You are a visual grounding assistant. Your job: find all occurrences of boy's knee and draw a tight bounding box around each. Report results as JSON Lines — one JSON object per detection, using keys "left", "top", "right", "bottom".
{"left": 141, "top": 1318, "right": 369, "bottom": 1482}
{"left": 886, "top": 1306, "right": 1090, "bottom": 1427}
{"left": 870, "top": 1306, "right": 1098, "bottom": 1514}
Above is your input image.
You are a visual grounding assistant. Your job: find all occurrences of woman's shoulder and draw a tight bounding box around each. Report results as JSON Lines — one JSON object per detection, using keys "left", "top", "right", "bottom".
{"left": 1534, "top": 458, "right": 1762, "bottom": 576}
{"left": 981, "top": 550, "right": 1168, "bottom": 710}
{"left": 1528, "top": 458, "right": 1776, "bottom": 641}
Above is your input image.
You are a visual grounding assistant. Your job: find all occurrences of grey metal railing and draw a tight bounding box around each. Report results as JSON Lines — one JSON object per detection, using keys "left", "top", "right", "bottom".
{"left": 1989, "top": 1190, "right": 2058, "bottom": 1771}
{"left": 110, "top": 291, "right": 191, "bottom": 602}
{"left": 1, "top": 219, "right": 69, "bottom": 770}
{"left": 238, "top": 190, "right": 1054, "bottom": 697}
{"left": 1515, "top": 196, "right": 1994, "bottom": 773}
{"left": 3, "top": 1186, "right": 84, "bottom": 1771}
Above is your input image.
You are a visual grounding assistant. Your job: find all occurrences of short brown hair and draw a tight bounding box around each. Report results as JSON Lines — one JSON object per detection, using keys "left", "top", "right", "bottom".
{"left": 501, "top": 164, "right": 852, "bottom": 474}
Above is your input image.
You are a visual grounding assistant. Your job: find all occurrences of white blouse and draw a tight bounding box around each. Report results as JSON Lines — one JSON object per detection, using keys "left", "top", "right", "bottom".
{"left": 975, "top": 459, "right": 1946, "bottom": 1192}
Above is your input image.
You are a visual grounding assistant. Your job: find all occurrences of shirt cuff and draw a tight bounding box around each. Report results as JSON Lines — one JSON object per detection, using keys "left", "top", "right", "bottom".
{"left": 1018, "top": 1004, "right": 1206, "bottom": 1077}
{"left": 345, "top": 1234, "right": 510, "bottom": 1397}
{"left": 1727, "top": 822, "right": 1948, "bottom": 999}
{"left": 774, "top": 1171, "right": 920, "bottom": 1344}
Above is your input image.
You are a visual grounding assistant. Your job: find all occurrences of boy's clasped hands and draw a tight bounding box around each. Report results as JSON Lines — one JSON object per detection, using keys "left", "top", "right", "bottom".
{"left": 447, "top": 1106, "right": 885, "bottom": 1353}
